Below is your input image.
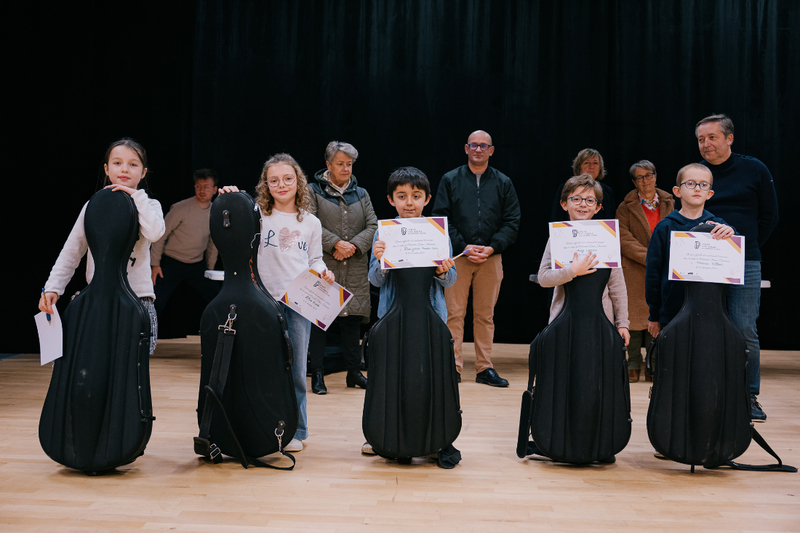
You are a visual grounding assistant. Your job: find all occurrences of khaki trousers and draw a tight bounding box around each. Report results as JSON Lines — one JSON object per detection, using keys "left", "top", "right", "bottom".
{"left": 445, "top": 254, "right": 503, "bottom": 373}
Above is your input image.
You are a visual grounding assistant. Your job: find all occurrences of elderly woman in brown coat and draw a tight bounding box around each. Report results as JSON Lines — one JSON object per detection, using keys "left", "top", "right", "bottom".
{"left": 617, "top": 160, "right": 674, "bottom": 382}
{"left": 307, "top": 141, "right": 378, "bottom": 394}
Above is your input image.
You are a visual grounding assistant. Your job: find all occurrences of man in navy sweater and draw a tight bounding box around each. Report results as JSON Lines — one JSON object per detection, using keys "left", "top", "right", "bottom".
{"left": 696, "top": 114, "right": 779, "bottom": 422}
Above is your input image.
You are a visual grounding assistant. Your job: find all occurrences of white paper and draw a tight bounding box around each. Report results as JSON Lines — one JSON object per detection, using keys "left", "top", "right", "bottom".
{"left": 34, "top": 307, "right": 63, "bottom": 365}
{"left": 280, "top": 269, "right": 354, "bottom": 330}
{"left": 548, "top": 219, "right": 622, "bottom": 270}
{"left": 379, "top": 217, "right": 450, "bottom": 270}
{"left": 668, "top": 232, "right": 745, "bottom": 285}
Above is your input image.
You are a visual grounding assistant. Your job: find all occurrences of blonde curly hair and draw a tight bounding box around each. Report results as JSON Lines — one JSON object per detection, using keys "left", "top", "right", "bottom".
{"left": 255, "top": 153, "right": 310, "bottom": 221}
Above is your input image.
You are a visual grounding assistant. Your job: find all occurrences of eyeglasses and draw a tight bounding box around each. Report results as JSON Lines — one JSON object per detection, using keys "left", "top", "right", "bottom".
{"left": 267, "top": 175, "right": 297, "bottom": 188}
{"left": 680, "top": 180, "right": 711, "bottom": 191}
{"left": 567, "top": 195, "right": 598, "bottom": 206}
{"left": 634, "top": 172, "right": 656, "bottom": 182}
{"left": 467, "top": 143, "right": 492, "bottom": 151}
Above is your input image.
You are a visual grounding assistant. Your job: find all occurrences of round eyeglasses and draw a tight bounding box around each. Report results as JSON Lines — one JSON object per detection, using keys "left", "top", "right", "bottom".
{"left": 567, "top": 195, "right": 598, "bottom": 206}
{"left": 680, "top": 180, "right": 711, "bottom": 191}
{"left": 267, "top": 175, "right": 297, "bottom": 188}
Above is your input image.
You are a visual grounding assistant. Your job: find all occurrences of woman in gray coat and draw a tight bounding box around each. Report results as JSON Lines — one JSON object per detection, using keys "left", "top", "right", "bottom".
{"left": 307, "top": 141, "right": 377, "bottom": 394}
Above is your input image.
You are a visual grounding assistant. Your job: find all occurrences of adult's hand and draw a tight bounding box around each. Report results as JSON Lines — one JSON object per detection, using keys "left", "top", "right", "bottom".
{"left": 218, "top": 185, "right": 240, "bottom": 194}
{"left": 151, "top": 265, "right": 163, "bottom": 286}
{"left": 466, "top": 244, "right": 488, "bottom": 263}
{"left": 334, "top": 240, "right": 356, "bottom": 259}
{"left": 648, "top": 320, "right": 661, "bottom": 338}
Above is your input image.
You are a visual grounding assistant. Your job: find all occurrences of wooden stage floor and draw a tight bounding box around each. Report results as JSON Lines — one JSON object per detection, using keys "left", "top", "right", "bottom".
{"left": 1, "top": 340, "right": 798, "bottom": 532}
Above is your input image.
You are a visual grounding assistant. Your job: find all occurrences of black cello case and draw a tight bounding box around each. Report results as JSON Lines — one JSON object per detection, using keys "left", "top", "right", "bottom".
{"left": 39, "top": 189, "right": 154, "bottom": 473}
{"left": 518, "top": 269, "right": 632, "bottom": 463}
{"left": 646, "top": 223, "right": 795, "bottom": 472}
{"left": 362, "top": 267, "right": 462, "bottom": 466}
{"left": 195, "top": 192, "right": 298, "bottom": 468}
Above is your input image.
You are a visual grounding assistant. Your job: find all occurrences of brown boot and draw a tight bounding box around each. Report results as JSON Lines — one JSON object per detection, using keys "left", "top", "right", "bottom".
{"left": 644, "top": 368, "right": 653, "bottom": 382}
{"left": 628, "top": 368, "right": 640, "bottom": 383}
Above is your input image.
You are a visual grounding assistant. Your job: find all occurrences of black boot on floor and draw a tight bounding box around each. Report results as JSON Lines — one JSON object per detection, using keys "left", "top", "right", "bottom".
{"left": 346, "top": 369, "right": 368, "bottom": 389}
{"left": 311, "top": 369, "right": 327, "bottom": 395}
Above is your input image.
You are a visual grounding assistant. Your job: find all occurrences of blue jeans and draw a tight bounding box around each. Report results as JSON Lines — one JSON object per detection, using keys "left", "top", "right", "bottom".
{"left": 281, "top": 303, "right": 311, "bottom": 440}
{"left": 727, "top": 260, "right": 761, "bottom": 397}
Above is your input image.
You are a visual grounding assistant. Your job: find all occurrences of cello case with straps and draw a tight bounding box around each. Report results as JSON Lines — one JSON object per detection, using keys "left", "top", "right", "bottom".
{"left": 194, "top": 191, "right": 297, "bottom": 470}
{"left": 517, "top": 268, "right": 632, "bottom": 463}
{"left": 39, "top": 188, "right": 154, "bottom": 473}
{"left": 362, "top": 267, "right": 462, "bottom": 467}
{"left": 646, "top": 223, "right": 796, "bottom": 472}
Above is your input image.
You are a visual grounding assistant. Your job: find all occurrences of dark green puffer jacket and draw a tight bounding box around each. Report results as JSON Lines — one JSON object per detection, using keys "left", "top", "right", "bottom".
{"left": 307, "top": 170, "right": 377, "bottom": 318}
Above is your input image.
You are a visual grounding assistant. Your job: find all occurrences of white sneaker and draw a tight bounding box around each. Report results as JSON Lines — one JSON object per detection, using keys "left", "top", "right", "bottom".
{"left": 361, "top": 442, "right": 376, "bottom": 455}
{"left": 285, "top": 438, "right": 303, "bottom": 452}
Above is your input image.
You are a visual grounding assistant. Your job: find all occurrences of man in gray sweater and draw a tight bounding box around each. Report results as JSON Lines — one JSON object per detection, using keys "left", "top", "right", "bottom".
{"left": 151, "top": 169, "right": 220, "bottom": 317}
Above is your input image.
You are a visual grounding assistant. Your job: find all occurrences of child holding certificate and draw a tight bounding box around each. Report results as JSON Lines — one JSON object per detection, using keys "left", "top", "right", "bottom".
{"left": 538, "top": 174, "right": 631, "bottom": 344}
{"left": 369, "top": 167, "right": 457, "bottom": 319}
{"left": 644, "top": 164, "right": 734, "bottom": 338}
{"left": 363, "top": 166, "right": 457, "bottom": 457}
{"left": 219, "top": 154, "right": 334, "bottom": 454}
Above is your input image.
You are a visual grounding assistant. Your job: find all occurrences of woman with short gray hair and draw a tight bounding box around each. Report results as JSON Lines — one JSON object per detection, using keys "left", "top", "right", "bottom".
{"left": 306, "top": 141, "right": 377, "bottom": 394}
{"left": 617, "top": 159, "right": 674, "bottom": 382}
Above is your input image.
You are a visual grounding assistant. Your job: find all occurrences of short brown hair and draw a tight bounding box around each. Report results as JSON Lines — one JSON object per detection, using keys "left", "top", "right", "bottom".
{"left": 695, "top": 114, "right": 734, "bottom": 138}
{"left": 675, "top": 163, "right": 713, "bottom": 188}
{"left": 561, "top": 174, "right": 603, "bottom": 204}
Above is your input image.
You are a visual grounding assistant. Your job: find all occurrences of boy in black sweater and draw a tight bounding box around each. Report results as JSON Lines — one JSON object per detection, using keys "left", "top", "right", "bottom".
{"left": 645, "top": 164, "right": 735, "bottom": 337}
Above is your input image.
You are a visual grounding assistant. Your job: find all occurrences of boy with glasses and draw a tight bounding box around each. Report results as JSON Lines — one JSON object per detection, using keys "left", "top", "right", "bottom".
{"left": 645, "top": 164, "right": 734, "bottom": 340}
{"left": 538, "top": 174, "right": 630, "bottom": 344}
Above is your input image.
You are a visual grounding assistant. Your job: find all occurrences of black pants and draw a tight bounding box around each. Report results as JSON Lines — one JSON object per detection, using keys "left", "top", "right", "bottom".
{"left": 308, "top": 315, "right": 364, "bottom": 371}
{"left": 154, "top": 255, "right": 220, "bottom": 315}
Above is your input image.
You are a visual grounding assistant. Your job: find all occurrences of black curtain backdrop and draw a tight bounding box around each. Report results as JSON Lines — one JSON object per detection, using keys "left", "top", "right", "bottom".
{"left": 6, "top": 0, "right": 798, "bottom": 352}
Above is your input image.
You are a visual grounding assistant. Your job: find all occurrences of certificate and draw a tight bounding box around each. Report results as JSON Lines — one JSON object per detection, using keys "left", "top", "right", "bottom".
{"left": 668, "top": 232, "right": 745, "bottom": 285}
{"left": 280, "top": 269, "right": 354, "bottom": 330}
{"left": 548, "top": 219, "right": 621, "bottom": 269}
{"left": 379, "top": 217, "right": 450, "bottom": 270}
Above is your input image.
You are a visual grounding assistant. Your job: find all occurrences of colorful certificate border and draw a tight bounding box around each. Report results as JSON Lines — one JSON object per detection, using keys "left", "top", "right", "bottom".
{"left": 548, "top": 219, "right": 621, "bottom": 269}
{"left": 380, "top": 217, "right": 450, "bottom": 269}
{"left": 668, "top": 232, "right": 745, "bottom": 285}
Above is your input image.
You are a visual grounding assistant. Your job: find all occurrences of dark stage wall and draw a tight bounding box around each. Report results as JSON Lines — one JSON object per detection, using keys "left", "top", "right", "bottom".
{"left": 7, "top": 1, "right": 798, "bottom": 352}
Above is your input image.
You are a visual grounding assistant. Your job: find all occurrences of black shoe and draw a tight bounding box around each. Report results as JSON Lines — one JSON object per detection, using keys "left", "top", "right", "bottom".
{"left": 346, "top": 369, "right": 368, "bottom": 389}
{"left": 311, "top": 369, "right": 327, "bottom": 395}
{"left": 456, "top": 373, "right": 461, "bottom": 383}
{"left": 750, "top": 396, "right": 767, "bottom": 422}
{"left": 475, "top": 368, "right": 509, "bottom": 387}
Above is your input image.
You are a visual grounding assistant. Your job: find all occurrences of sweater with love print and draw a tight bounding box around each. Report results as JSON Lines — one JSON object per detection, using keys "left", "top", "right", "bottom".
{"left": 257, "top": 209, "right": 328, "bottom": 300}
